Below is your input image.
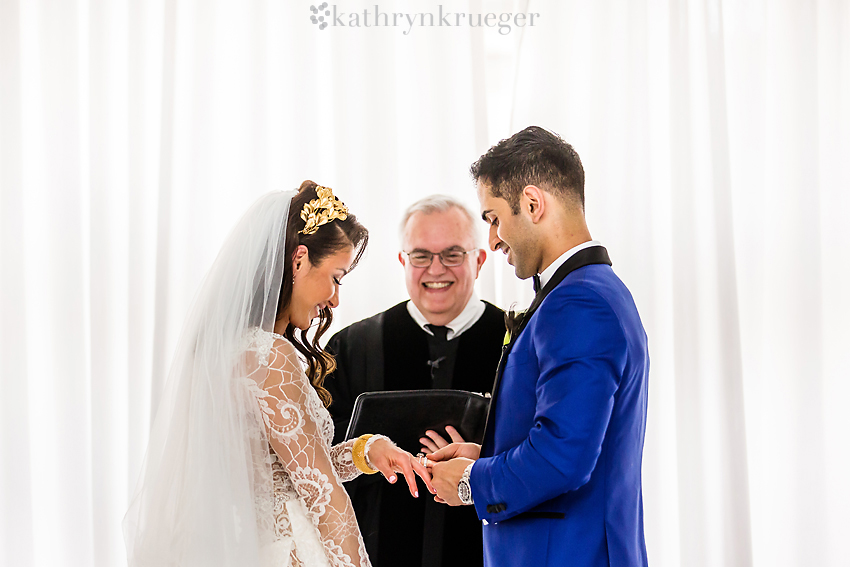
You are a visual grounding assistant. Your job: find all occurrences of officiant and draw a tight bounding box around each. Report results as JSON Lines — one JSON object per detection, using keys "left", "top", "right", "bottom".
{"left": 325, "top": 195, "right": 505, "bottom": 567}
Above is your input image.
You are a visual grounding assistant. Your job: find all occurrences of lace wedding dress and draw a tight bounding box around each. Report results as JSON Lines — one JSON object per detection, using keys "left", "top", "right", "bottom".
{"left": 244, "top": 328, "right": 371, "bottom": 567}
{"left": 124, "top": 190, "right": 376, "bottom": 567}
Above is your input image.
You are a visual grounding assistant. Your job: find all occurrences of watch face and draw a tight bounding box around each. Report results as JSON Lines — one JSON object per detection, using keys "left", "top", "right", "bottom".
{"left": 458, "top": 480, "right": 472, "bottom": 504}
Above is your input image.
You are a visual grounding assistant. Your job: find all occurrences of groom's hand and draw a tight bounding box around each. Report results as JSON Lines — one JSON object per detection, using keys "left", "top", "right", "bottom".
{"left": 427, "top": 442, "right": 481, "bottom": 462}
{"left": 430, "top": 457, "right": 473, "bottom": 506}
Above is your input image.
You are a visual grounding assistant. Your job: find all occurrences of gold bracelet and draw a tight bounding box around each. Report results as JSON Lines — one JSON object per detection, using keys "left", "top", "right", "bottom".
{"left": 352, "top": 434, "right": 379, "bottom": 474}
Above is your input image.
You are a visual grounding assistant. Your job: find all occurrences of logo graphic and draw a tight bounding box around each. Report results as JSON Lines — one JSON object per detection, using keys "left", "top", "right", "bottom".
{"left": 310, "top": 3, "right": 330, "bottom": 30}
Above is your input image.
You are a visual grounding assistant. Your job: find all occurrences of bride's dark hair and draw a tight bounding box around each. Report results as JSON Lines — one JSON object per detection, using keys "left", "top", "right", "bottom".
{"left": 277, "top": 180, "right": 369, "bottom": 407}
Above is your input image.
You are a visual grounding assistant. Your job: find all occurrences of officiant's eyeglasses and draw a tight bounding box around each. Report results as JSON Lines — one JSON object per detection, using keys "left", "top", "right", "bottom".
{"left": 402, "top": 248, "right": 479, "bottom": 268}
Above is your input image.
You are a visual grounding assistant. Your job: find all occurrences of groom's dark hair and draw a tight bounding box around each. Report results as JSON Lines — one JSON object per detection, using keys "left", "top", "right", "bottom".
{"left": 470, "top": 126, "right": 585, "bottom": 214}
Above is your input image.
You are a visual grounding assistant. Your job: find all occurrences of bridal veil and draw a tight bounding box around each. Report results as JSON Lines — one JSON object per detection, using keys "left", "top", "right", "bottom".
{"left": 124, "top": 190, "right": 295, "bottom": 565}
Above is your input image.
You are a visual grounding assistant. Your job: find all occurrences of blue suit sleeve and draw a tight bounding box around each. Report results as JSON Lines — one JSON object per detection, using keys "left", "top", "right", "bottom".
{"left": 471, "top": 286, "right": 627, "bottom": 522}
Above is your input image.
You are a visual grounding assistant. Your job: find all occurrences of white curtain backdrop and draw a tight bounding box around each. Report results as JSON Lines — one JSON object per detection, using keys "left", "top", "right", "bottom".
{"left": 1, "top": 1, "right": 847, "bottom": 566}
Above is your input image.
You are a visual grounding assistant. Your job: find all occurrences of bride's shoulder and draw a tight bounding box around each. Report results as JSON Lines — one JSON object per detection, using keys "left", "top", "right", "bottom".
{"left": 244, "top": 327, "right": 299, "bottom": 369}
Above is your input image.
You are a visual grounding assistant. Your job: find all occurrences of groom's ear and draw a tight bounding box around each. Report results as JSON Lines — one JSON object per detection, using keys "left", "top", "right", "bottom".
{"left": 521, "top": 185, "right": 546, "bottom": 223}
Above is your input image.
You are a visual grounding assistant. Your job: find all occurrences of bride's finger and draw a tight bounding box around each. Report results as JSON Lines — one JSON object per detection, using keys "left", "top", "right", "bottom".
{"left": 376, "top": 462, "right": 397, "bottom": 484}
{"left": 409, "top": 455, "right": 436, "bottom": 494}
{"left": 370, "top": 453, "right": 397, "bottom": 484}
{"left": 394, "top": 454, "right": 420, "bottom": 498}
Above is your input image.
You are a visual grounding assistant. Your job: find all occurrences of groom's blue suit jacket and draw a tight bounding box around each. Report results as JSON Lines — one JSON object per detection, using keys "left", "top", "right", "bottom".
{"left": 471, "top": 246, "right": 649, "bottom": 567}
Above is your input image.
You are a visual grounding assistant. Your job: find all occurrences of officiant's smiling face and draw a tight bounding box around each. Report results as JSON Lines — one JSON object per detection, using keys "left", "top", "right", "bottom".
{"left": 399, "top": 207, "right": 486, "bottom": 327}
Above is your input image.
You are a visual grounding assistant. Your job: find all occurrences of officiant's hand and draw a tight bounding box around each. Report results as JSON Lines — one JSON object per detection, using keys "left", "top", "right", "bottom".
{"left": 419, "top": 425, "right": 465, "bottom": 454}
{"left": 367, "top": 438, "right": 434, "bottom": 498}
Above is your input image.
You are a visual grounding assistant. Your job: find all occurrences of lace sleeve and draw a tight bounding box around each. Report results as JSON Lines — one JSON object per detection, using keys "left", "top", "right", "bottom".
{"left": 329, "top": 439, "right": 361, "bottom": 483}
{"left": 257, "top": 339, "right": 370, "bottom": 567}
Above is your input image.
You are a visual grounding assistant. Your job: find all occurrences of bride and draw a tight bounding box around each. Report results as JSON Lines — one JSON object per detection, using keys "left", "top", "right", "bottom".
{"left": 124, "top": 182, "right": 432, "bottom": 566}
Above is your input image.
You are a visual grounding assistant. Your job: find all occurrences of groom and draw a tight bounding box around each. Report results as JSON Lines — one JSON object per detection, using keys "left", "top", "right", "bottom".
{"left": 428, "top": 126, "right": 650, "bottom": 567}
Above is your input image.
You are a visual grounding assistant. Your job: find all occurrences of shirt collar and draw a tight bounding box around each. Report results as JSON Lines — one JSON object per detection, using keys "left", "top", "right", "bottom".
{"left": 538, "top": 240, "right": 603, "bottom": 289}
{"left": 406, "top": 292, "right": 486, "bottom": 341}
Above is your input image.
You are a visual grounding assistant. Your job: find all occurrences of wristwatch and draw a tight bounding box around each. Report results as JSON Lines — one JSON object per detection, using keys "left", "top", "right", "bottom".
{"left": 457, "top": 463, "right": 474, "bottom": 505}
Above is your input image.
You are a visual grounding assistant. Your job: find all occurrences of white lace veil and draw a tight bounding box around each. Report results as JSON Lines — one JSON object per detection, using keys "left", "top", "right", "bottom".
{"left": 124, "top": 190, "right": 296, "bottom": 566}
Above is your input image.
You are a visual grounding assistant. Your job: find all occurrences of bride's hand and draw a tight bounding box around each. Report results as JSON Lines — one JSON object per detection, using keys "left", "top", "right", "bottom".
{"left": 367, "top": 438, "right": 435, "bottom": 498}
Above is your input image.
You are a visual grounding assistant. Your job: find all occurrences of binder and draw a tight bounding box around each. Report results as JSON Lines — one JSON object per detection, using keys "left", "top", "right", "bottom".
{"left": 344, "top": 389, "right": 490, "bottom": 454}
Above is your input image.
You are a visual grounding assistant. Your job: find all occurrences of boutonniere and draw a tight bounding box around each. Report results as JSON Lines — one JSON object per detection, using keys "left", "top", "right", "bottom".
{"left": 503, "top": 308, "right": 527, "bottom": 345}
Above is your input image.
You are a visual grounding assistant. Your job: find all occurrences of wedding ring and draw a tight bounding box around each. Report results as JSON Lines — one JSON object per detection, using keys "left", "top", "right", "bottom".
{"left": 423, "top": 456, "right": 430, "bottom": 467}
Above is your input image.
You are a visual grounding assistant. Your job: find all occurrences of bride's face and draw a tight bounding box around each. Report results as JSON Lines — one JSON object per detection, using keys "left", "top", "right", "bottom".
{"left": 288, "top": 245, "right": 356, "bottom": 330}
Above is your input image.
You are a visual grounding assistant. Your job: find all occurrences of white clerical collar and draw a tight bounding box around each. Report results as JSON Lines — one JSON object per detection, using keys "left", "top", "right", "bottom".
{"left": 538, "top": 240, "right": 603, "bottom": 289}
{"left": 406, "top": 292, "right": 486, "bottom": 341}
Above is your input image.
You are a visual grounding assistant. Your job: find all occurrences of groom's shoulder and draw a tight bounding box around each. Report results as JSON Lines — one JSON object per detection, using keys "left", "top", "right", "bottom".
{"left": 550, "top": 264, "right": 632, "bottom": 304}
{"left": 538, "top": 265, "right": 643, "bottom": 341}
{"left": 532, "top": 266, "right": 630, "bottom": 325}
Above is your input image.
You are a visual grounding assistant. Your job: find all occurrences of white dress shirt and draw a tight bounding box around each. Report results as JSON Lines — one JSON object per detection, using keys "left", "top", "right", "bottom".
{"left": 537, "top": 240, "right": 603, "bottom": 289}
{"left": 406, "top": 292, "right": 487, "bottom": 341}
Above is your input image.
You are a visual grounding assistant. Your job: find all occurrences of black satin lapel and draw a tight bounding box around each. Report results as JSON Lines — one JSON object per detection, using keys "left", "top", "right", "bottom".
{"left": 514, "top": 246, "right": 611, "bottom": 345}
{"left": 481, "top": 246, "right": 612, "bottom": 449}
{"left": 481, "top": 346, "right": 509, "bottom": 449}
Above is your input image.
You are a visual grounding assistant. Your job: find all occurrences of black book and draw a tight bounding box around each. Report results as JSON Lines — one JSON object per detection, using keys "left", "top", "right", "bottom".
{"left": 344, "top": 389, "right": 490, "bottom": 454}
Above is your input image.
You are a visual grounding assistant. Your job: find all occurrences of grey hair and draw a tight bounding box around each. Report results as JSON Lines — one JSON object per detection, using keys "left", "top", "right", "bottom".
{"left": 399, "top": 194, "right": 480, "bottom": 247}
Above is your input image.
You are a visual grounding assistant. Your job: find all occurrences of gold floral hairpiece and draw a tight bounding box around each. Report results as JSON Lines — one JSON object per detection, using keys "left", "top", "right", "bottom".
{"left": 299, "top": 185, "right": 349, "bottom": 235}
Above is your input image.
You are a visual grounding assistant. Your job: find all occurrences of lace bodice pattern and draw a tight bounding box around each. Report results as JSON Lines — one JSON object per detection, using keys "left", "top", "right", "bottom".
{"left": 243, "top": 328, "right": 369, "bottom": 567}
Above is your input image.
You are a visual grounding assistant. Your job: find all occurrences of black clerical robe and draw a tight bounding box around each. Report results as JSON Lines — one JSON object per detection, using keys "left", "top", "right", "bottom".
{"left": 326, "top": 300, "right": 505, "bottom": 567}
